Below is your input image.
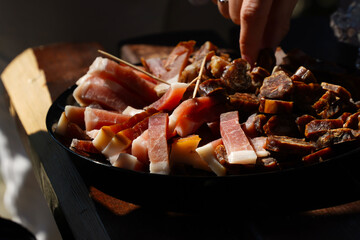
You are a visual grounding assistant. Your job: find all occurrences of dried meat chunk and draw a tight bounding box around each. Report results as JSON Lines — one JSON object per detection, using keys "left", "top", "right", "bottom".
{"left": 250, "top": 66, "right": 270, "bottom": 89}
{"left": 295, "top": 114, "right": 316, "bottom": 136}
{"left": 198, "top": 78, "right": 227, "bottom": 97}
{"left": 214, "top": 144, "right": 227, "bottom": 165}
{"left": 257, "top": 157, "right": 279, "bottom": 170}
{"left": 315, "top": 128, "right": 360, "bottom": 149}
{"left": 291, "top": 66, "right": 317, "bottom": 83}
{"left": 343, "top": 112, "right": 360, "bottom": 129}
{"left": 209, "top": 55, "right": 230, "bottom": 78}
{"left": 312, "top": 91, "right": 342, "bottom": 119}
{"left": 242, "top": 113, "right": 267, "bottom": 138}
{"left": 302, "top": 147, "right": 334, "bottom": 164}
{"left": 265, "top": 135, "right": 315, "bottom": 155}
{"left": 321, "top": 82, "right": 352, "bottom": 101}
{"left": 258, "top": 71, "right": 293, "bottom": 100}
{"left": 292, "top": 81, "right": 324, "bottom": 112}
{"left": 263, "top": 115, "right": 300, "bottom": 137}
{"left": 221, "top": 58, "right": 252, "bottom": 92}
{"left": 259, "top": 98, "right": 293, "bottom": 114}
{"left": 229, "top": 93, "right": 260, "bottom": 113}
{"left": 305, "top": 119, "right": 343, "bottom": 139}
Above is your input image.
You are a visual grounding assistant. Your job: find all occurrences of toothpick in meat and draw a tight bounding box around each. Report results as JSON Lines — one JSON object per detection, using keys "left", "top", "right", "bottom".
{"left": 98, "top": 50, "right": 170, "bottom": 85}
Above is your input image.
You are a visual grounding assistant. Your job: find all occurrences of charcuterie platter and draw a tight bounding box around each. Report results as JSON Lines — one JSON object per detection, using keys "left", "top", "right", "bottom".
{"left": 46, "top": 40, "right": 360, "bottom": 213}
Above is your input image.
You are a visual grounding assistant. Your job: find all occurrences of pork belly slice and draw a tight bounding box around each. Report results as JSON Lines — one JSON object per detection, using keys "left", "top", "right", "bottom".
{"left": 112, "top": 153, "right": 144, "bottom": 172}
{"left": 84, "top": 107, "right": 131, "bottom": 131}
{"left": 220, "top": 111, "right": 257, "bottom": 164}
{"left": 196, "top": 138, "right": 226, "bottom": 176}
{"left": 81, "top": 57, "right": 158, "bottom": 104}
{"left": 55, "top": 112, "right": 89, "bottom": 142}
{"left": 64, "top": 105, "right": 85, "bottom": 129}
{"left": 148, "top": 113, "right": 170, "bottom": 174}
{"left": 170, "top": 135, "right": 210, "bottom": 172}
{"left": 249, "top": 137, "right": 270, "bottom": 158}
{"left": 149, "top": 82, "right": 188, "bottom": 111}
{"left": 73, "top": 75, "right": 145, "bottom": 111}
{"left": 169, "top": 96, "right": 225, "bottom": 137}
{"left": 131, "top": 130, "right": 149, "bottom": 165}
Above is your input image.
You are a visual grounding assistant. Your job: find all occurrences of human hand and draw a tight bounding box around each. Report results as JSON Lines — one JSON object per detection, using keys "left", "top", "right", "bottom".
{"left": 214, "top": 0, "right": 298, "bottom": 66}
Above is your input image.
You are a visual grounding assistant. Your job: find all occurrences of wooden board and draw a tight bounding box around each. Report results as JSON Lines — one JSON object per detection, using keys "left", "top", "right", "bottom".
{"left": 1, "top": 42, "right": 110, "bottom": 239}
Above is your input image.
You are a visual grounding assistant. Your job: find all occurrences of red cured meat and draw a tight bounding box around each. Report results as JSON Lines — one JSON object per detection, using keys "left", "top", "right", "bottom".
{"left": 84, "top": 107, "right": 131, "bottom": 131}
{"left": 84, "top": 57, "right": 158, "bottom": 104}
{"left": 149, "top": 82, "right": 188, "bottom": 111}
{"left": 73, "top": 76, "right": 146, "bottom": 111}
{"left": 169, "top": 96, "right": 225, "bottom": 137}
{"left": 220, "top": 111, "right": 257, "bottom": 164}
{"left": 148, "top": 113, "right": 170, "bottom": 174}
{"left": 161, "top": 41, "right": 195, "bottom": 81}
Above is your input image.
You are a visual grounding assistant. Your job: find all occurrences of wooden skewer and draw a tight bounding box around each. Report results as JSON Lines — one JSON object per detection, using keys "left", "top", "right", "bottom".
{"left": 98, "top": 50, "right": 170, "bottom": 85}
{"left": 192, "top": 55, "right": 208, "bottom": 98}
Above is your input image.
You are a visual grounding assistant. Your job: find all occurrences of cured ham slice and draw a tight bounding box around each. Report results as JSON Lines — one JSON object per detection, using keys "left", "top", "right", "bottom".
{"left": 220, "top": 111, "right": 257, "bottom": 164}
{"left": 84, "top": 107, "right": 131, "bottom": 131}
{"left": 169, "top": 135, "right": 210, "bottom": 171}
{"left": 169, "top": 96, "right": 225, "bottom": 137}
{"left": 149, "top": 82, "right": 188, "bottom": 111}
{"left": 73, "top": 75, "right": 145, "bottom": 111}
{"left": 161, "top": 41, "right": 195, "bottom": 81}
{"left": 131, "top": 130, "right": 149, "bottom": 165}
{"left": 81, "top": 57, "right": 158, "bottom": 104}
{"left": 148, "top": 113, "right": 170, "bottom": 174}
{"left": 196, "top": 138, "right": 226, "bottom": 176}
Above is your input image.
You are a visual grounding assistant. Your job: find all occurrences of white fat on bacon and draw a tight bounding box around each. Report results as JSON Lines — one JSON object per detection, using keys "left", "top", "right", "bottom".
{"left": 195, "top": 139, "right": 226, "bottom": 176}
{"left": 112, "top": 153, "right": 143, "bottom": 172}
{"left": 131, "top": 130, "right": 149, "bottom": 165}
{"left": 148, "top": 113, "right": 170, "bottom": 174}
{"left": 122, "top": 106, "right": 144, "bottom": 116}
{"left": 220, "top": 111, "right": 257, "bottom": 164}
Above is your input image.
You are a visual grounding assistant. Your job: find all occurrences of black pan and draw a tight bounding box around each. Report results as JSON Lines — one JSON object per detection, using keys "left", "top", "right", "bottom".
{"left": 46, "top": 85, "right": 360, "bottom": 214}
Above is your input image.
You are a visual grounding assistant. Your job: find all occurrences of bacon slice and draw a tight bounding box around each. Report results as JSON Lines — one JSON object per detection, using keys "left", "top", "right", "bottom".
{"left": 169, "top": 96, "right": 225, "bottom": 137}
{"left": 148, "top": 113, "right": 170, "bottom": 174}
{"left": 196, "top": 138, "right": 226, "bottom": 176}
{"left": 149, "top": 82, "right": 188, "bottom": 111}
{"left": 84, "top": 107, "right": 131, "bottom": 131}
{"left": 80, "top": 57, "right": 158, "bottom": 104}
{"left": 220, "top": 111, "right": 257, "bottom": 164}
{"left": 73, "top": 75, "right": 145, "bottom": 111}
{"left": 131, "top": 130, "right": 149, "bottom": 165}
{"left": 64, "top": 105, "right": 85, "bottom": 129}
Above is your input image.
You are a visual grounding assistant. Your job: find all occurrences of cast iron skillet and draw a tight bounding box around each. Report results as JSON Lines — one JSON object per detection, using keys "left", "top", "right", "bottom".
{"left": 46, "top": 85, "right": 360, "bottom": 214}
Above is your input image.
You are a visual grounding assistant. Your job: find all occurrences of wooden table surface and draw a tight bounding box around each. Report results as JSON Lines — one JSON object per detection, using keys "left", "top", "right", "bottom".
{"left": 3, "top": 42, "right": 360, "bottom": 240}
